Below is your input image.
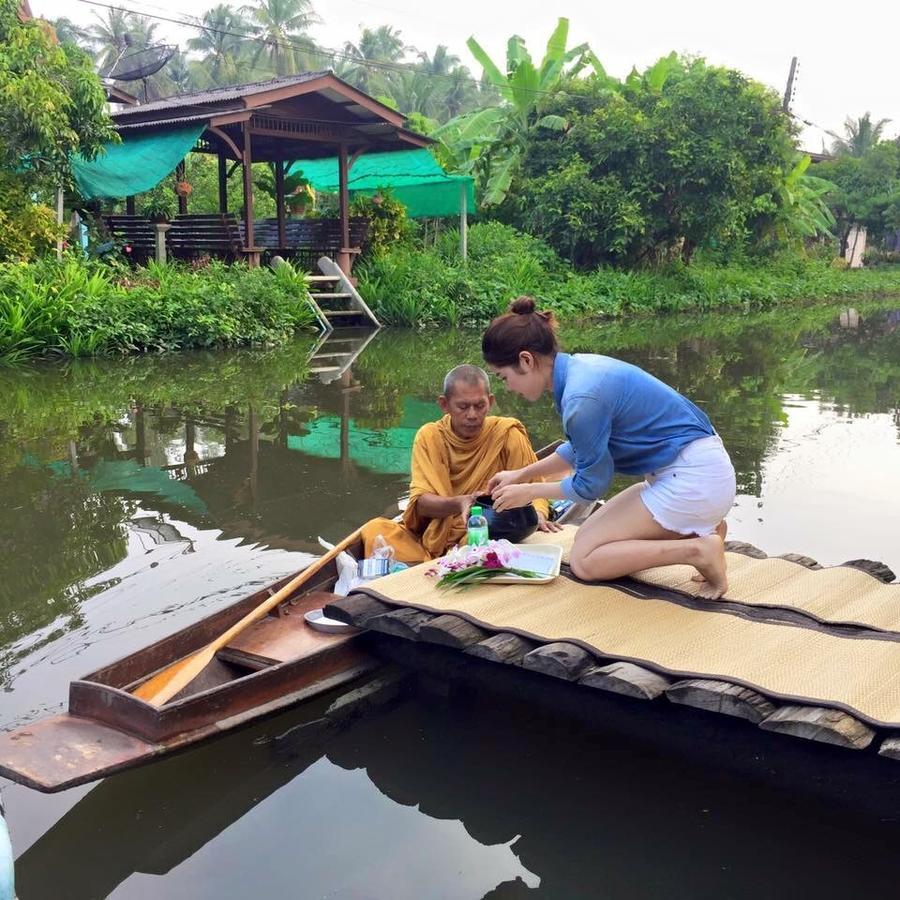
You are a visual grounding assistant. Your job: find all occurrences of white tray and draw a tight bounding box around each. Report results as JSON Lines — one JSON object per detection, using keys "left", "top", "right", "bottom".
{"left": 304, "top": 608, "right": 359, "bottom": 634}
{"left": 491, "top": 544, "right": 563, "bottom": 584}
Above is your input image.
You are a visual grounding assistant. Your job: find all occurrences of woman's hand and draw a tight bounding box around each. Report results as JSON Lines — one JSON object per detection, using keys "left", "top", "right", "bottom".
{"left": 537, "top": 511, "right": 564, "bottom": 533}
{"left": 487, "top": 469, "right": 523, "bottom": 493}
{"left": 491, "top": 483, "right": 535, "bottom": 512}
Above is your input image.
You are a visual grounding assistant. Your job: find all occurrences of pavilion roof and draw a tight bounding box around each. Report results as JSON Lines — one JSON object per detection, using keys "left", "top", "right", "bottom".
{"left": 113, "top": 71, "right": 332, "bottom": 118}
{"left": 108, "top": 71, "right": 431, "bottom": 163}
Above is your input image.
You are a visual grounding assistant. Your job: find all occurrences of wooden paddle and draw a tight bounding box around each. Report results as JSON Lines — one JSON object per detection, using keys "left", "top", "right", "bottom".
{"left": 133, "top": 528, "right": 363, "bottom": 707}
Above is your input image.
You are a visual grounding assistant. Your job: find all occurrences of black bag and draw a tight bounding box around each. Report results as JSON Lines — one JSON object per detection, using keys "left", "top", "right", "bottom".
{"left": 474, "top": 494, "right": 539, "bottom": 543}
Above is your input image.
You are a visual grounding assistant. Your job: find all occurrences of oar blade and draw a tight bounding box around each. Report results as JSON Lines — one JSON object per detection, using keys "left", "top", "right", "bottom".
{"left": 133, "top": 646, "right": 217, "bottom": 707}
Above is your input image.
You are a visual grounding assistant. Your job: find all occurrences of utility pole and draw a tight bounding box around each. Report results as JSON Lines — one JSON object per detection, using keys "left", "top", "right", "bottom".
{"left": 782, "top": 56, "right": 798, "bottom": 112}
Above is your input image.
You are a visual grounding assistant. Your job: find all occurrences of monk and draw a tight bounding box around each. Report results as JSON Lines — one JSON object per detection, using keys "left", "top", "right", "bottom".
{"left": 360, "top": 364, "right": 561, "bottom": 564}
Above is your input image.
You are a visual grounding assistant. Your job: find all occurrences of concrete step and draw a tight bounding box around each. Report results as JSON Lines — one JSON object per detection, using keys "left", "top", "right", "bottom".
{"left": 306, "top": 275, "right": 340, "bottom": 283}
{"left": 310, "top": 292, "right": 352, "bottom": 300}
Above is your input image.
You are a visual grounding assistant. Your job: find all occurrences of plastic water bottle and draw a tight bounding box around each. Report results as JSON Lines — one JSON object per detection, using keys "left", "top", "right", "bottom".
{"left": 466, "top": 505, "right": 489, "bottom": 547}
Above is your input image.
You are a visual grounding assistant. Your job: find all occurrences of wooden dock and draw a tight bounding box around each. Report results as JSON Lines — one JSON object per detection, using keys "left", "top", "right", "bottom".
{"left": 324, "top": 541, "right": 900, "bottom": 759}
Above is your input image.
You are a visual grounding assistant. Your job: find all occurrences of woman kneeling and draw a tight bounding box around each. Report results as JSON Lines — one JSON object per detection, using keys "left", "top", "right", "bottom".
{"left": 483, "top": 297, "right": 736, "bottom": 599}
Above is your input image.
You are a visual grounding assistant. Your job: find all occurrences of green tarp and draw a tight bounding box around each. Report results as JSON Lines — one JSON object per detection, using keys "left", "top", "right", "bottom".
{"left": 287, "top": 398, "right": 439, "bottom": 474}
{"left": 71, "top": 125, "right": 205, "bottom": 201}
{"left": 289, "top": 149, "right": 475, "bottom": 218}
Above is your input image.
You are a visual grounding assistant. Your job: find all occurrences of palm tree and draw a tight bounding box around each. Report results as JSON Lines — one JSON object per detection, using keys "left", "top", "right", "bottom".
{"left": 341, "top": 25, "right": 411, "bottom": 93}
{"left": 831, "top": 113, "right": 892, "bottom": 157}
{"left": 240, "top": 0, "right": 320, "bottom": 77}
{"left": 88, "top": 7, "right": 134, "bottom": 74}
{"left": 165, "top": 50, "right": 196, "bottom": 94}
{"left": 50, "top": 17, "right": 91, "bottom": 48}
{"left": 417, "top": 45, "right": 459, "bottom": 77}
{"left": 188, "top": 4, "right": 248, "bottom": 87}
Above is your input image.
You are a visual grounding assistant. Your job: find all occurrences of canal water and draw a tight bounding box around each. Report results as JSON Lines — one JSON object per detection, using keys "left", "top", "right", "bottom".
{"left": 3, "top": 301, "right": 900, "bottom": 898}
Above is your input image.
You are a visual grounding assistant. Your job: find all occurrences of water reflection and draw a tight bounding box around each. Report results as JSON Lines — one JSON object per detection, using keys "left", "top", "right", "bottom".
{"left": 2, "top": 300, "right": 900, "bottom": 897}
{"left": 1, "top": 304, "right": 899, "bottom": 663}
{"left": 16, "top": 685, "right": 900, "bottom": 899}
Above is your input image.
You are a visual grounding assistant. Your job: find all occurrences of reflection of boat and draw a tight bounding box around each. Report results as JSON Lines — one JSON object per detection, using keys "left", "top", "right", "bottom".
{"left": 13, "top": 676, "right": 404, "bottom": 900}
{"left": 0, "top": 441, "right": 578, "bottom": 793}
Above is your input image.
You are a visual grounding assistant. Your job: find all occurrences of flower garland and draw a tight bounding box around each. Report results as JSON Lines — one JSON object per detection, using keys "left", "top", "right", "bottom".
{"left": 426, "top": 540, "right": 541, "bottom": 589}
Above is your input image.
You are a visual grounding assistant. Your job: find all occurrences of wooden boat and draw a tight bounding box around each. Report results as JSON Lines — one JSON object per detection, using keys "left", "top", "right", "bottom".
{"left": 0, "top": 576, "right": 377, "bottom": 793}
{"left": 0, "top": 440, "right": 577, "bottom": 794}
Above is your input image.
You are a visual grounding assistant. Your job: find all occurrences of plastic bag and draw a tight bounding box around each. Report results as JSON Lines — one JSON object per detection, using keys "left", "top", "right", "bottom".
{"left": 318, "top": 535, "right": 362, "bottom": 597}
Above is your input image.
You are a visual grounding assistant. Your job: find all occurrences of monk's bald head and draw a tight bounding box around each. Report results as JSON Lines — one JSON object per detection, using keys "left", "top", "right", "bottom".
{"left": 439, "top": 365, "right": 494, "bottom": 439}
{"left": 442, "top": 365, "right": 491, "bottom": 399}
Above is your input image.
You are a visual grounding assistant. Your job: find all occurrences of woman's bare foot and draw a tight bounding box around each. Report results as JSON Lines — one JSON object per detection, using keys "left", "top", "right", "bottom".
{"left": 691, "top": 521, "right": 728, "bottom": 583}
{"left": 690, "top": 534, "right": 728, "bottom": 599}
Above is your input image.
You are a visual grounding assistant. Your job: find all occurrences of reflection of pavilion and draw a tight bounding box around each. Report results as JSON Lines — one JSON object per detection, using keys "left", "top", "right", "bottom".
{"left": 60, "top": 340, "right": 428, "bottom": 553}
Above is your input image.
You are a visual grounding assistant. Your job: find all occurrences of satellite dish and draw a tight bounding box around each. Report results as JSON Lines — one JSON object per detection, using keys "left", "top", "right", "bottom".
{"left": 105, "top": 43, "right": 177, "bottom": 82}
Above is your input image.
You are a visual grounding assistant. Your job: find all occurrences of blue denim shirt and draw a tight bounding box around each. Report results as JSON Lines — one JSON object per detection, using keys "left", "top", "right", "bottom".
{"left": 554, "top": 352, "right": 715, "bottom": 503}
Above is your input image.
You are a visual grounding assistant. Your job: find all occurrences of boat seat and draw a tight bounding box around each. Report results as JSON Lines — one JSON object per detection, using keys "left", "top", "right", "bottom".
{"left": 217, "top": 592, "right": 349, "bottom": 670}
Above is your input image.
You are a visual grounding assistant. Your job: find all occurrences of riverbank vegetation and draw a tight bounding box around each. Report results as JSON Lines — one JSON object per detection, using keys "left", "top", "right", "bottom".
{"left": 0, "top": 259, "right": 315, "bottom": 363}
{"left": 2, "top": 6, "right": 899, "bottom": 359}
{"left": 357, "top": 222, "right": 900, "bottom": 326}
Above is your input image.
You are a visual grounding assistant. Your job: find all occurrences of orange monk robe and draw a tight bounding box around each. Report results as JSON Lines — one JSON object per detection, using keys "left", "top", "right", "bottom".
{"left": 361, "top": 415, "right": 550, "bottom": 564}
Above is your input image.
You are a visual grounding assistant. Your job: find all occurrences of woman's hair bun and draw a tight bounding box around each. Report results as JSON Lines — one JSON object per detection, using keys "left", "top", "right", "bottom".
{"left": 509, "top": 296, "right": 537, "bottom": 315}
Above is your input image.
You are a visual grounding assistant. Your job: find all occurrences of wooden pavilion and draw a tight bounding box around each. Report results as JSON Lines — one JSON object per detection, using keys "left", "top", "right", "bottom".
{"left": 105, "top": 71, "right": 432, "bottom": 272}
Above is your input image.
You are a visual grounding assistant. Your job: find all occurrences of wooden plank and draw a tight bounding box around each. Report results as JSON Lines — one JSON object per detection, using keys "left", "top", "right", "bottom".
{"left": 876, "top": 736, "right": 900, "bottom": 760}
{"left": 759, "top": 705, "right": 875, "bottom": 749}
{"left": 724, "top": 541, "right": 768, "bottom": 559}
{"left": 323, "top": 594, "right": 393, "bottom": 628}
{"left": 0, "top": 715, "right": 160, "bottom": 793}
{"left": 581, "top": 661, "right": 670, "bottom": 700}
{"left": 842, "top": 559, "right": 896, "bottom": 583}
{"left": 417, "top": 614, "right": 490, "bottom": 650}
{"left": 465, "top": 632, "right": 537, "bottom": 665}
{"left": 367, "top": 607, "right": 435, "bottom": 640}
{"left": 218, "top": 592, "right": 354, "bottom": 670}
{"left": 666, "top": 678, "right": 777, "bottom": 723}
{"left": 778, "top": 553, "right": 821, "bottom": 570}
{"left": 522, "top": 642, "right": 593, "bottom": 681}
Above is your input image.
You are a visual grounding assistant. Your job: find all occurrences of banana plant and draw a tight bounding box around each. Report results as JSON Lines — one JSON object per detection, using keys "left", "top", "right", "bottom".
{"left": 434, "top": 18, "right": 594, "bottom": 206}
{"left": 778, "top": 155, "right": 837, "bottom": 239}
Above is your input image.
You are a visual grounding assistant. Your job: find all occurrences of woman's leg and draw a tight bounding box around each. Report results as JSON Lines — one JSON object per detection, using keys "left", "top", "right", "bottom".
{"left": 569, "top": 484, "right": 729, "bottom": 599}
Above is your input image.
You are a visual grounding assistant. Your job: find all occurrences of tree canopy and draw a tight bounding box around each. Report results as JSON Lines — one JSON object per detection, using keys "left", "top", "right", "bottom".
{"left": 511, "top": 58, "right": 797, "bottom": 267}
{"left": 0, "top": 0, "right": 115, "bottom": 184}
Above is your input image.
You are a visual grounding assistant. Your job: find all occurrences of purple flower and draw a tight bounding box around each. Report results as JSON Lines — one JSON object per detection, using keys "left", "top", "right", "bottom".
{"left": 483, "top": 551, "right": 503, "bottom": 569}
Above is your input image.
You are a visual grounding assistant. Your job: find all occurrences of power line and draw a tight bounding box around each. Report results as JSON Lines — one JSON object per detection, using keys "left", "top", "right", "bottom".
{"left": 75, "top": 0, "right": 509, "bottom": 97}
{"left": 72, "top": 0, "right": 843, "bottom": 136}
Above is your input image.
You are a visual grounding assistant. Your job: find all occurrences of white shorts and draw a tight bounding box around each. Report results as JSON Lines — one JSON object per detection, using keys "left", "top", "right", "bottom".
{"left": 640, "top": 435, "right": 736, "bottom": 536}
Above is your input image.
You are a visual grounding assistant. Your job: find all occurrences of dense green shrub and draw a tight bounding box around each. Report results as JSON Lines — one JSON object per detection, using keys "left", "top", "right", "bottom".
{"left": 350, "top": 190, "right": 412, "bottom": 253}
{"left": 515, "top": 61, "right": 797, "bottom": 268}
{"left": 0, "top": 258, "right": 316, "bottom": 362}
{"left": 356, "top": 223, "right": 900, "bottom": 326}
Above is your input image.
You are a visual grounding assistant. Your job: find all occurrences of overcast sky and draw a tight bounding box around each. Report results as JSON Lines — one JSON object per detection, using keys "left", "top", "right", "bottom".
{"left": 31, "top": 0, "right": 898, "bottom": 150}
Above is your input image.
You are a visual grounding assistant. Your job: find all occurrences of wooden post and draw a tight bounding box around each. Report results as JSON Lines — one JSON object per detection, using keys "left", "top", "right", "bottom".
{"left": 175, "top": 161, "right": 188, "bottom": 214}
{"left": 248, "top": 404, "right": 259, "bottom": 511}
{"left": 242, "top": 121, "right": 257, "bottom": 266}
{"left": 459, "top": 181, "right": 468, "bottom": 260}
{"left": 56, "top": 186, "right": 64, "bottom": 260}
{"left": 135, "top": 404, "right": 147, "bottom": 466}
{"left": 338, "top": 142, "right": 351, "bottom": 275}
{"left": 154, "top": 223, "right": 171, "bottom": 264}
{"left": 275, "top": 158, "right": 286, "bottom": 250}
{"left": 218, "top": 153, "right": 228, "bottom": 214}
{"left": 126, "top": 195, "right": 136, "bottom": 215}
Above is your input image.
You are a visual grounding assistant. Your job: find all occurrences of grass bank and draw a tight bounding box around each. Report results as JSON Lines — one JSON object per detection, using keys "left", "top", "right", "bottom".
{"left": 0, "top": 258, "right": 316, "bottom": 363}
{"left": 357, "top": 223, "right": 900, "bottom": 326}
